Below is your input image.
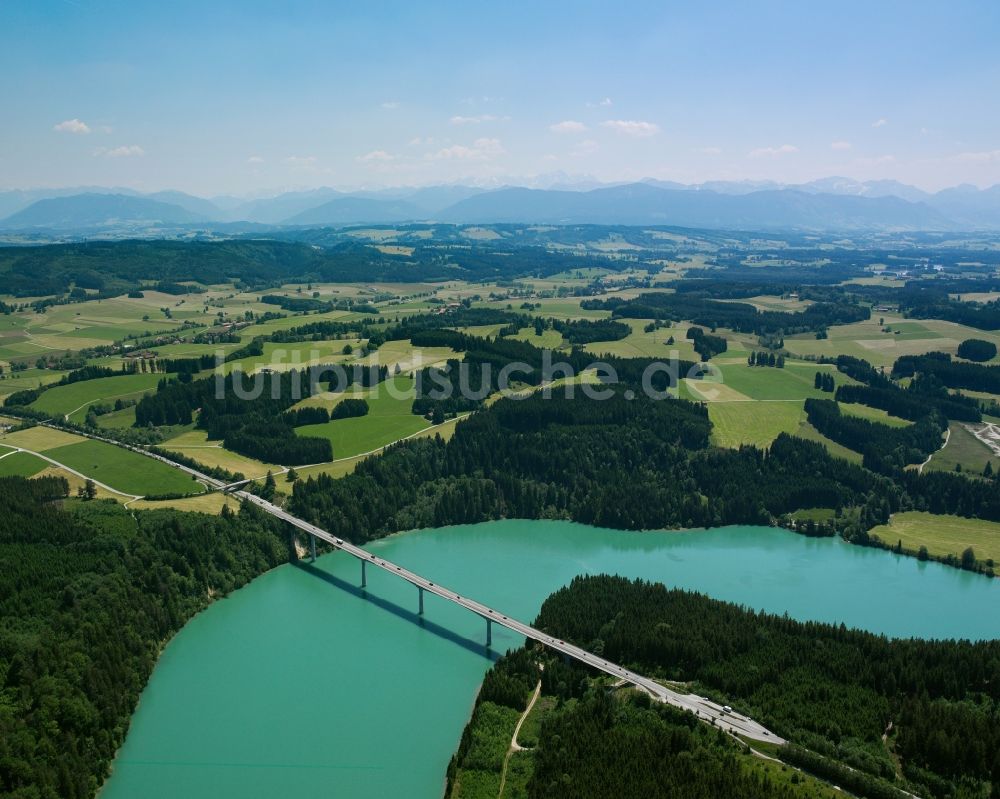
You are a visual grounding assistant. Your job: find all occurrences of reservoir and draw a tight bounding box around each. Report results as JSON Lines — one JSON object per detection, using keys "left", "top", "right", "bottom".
{"left": 101, "top": 521, "right": 1000, "bottom": 798}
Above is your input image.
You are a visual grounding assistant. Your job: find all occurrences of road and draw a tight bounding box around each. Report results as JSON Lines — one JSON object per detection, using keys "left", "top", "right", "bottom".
{"left": 36, "top": 421, "right": 785, "bottom": 744}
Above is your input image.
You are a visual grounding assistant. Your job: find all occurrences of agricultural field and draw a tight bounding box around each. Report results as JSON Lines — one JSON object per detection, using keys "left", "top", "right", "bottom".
{"left": 160, "top": 428, "right": 285, "bottom": 481}
{"left": 708, "top": 401, "right": 806, "bottom": 449}
{"left": 716, "top": 361, "right": 846, "bottom": 402}
{"left": 507, "top": 326, "right": 566, "bottom": 349}
{"left": 43, "top": 439, "right": 204, "bottom": 496}
{"left": 0, "top": 450, "right": 48, "bottom": 477}
{"left": 784, "top": 313, "right": 1000, "bottom": 368}
{"left": 27, "top": 372, "right": 165, "bottom": 420}
{"left": 583, "top": 319, "right": 700, "bottom": 361}
{"left": 296, "top": 376, "right": 431, "bottom": 459}
{"left": 839, "top": 402, "right": 911, "bottom": 428}
{"left": 924, "top": 422, "right": 1000, "bottom": 476}
{"left": 869, "top": 512, "right": 1000, "bottom": 566}
{"left": 221, "top": 339, "right": 363, "bottom": 376}
{"left": 0, "top": 368, "right": 68, "bottom": 400}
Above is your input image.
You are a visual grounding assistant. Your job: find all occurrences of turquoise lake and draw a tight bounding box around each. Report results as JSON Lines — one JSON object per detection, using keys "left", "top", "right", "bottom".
{"left": 101, "top": 521, "right": 1000, "bottom": 798}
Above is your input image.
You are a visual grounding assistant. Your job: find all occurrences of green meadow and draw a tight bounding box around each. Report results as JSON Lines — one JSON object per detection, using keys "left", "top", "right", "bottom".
{"left": 296, "top": 376, "right": 431, "bottom": 459}
{"left": 869, "top": 511, "right": 1000, "bottom": 566}
{"left": 0, "top": 450, "right": 48, "bottom": 478}
{"left": 44, "top": 439, "right": 204, "bottom": 496}
{"left": 28, "top": 373, "right": 165, "bottom": 420}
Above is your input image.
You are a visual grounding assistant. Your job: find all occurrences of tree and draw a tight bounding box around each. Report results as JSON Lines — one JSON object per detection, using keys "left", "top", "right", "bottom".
{"left": 261, "top": 470, "right": 276, "bottom": 500}
{"left": 342, "top": 344, "right": 353, "bottom": 355}
{"left": 77, "top": 478, "right": 97, "bottom": 501}
{"left": 286, "top": 468, "right": 299, "bottom": 483}
{"left": 961, "top": 546, "right": 977, "bottom": 571}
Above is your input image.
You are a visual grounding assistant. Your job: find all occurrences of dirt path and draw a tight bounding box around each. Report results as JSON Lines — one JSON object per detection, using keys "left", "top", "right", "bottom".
{"left": 498, "top": 678, "right": 542, "bottom": 798}
{"left": 918, "top": 427, "right": 950, "bottom": 474}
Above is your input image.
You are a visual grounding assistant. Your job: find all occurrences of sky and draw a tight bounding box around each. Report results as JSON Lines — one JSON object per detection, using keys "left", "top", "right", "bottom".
{"left": 2, "top": 0, "right": 999, "bottom": 196}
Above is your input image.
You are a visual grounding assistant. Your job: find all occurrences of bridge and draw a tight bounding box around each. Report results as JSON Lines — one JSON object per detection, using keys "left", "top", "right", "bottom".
{"left": 40, "top": 422, "right": 784, "bottom": 744}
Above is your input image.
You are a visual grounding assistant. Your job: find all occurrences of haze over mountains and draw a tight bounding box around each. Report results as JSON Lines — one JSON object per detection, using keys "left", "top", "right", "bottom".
{"left": 1, "top": 177, "right": 998, "bottom": 233}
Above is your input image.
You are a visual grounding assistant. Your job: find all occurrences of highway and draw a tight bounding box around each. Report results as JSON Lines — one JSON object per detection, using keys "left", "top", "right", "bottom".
{"left": 38, "top": 422, "right": 785, "bottom": 744}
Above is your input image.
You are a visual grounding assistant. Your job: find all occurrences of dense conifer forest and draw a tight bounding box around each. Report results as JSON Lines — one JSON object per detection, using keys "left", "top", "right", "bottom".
{"left": 447, "top": 576, "right": 1000, "bottom": 799}
{"left": 0, "top": 478, "right": 290, "bottom": 798}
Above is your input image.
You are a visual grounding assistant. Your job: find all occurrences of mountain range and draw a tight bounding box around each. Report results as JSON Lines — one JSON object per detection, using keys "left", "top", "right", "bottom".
{"left": 1, "top": 177, "right": 997, "bottom": 232}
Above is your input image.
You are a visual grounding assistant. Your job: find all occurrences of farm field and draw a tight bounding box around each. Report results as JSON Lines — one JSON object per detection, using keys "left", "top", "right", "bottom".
{"left": 508, "top": 326, "right": 566, "bottom": 349}
{"left": 0, "top": 425, "right": 87, "bottom": 451}
{"left": 0, "top": 450, "right": 48, "bottom": 477}
{"left": 296, "top": 376, "right": 431, "bottom": 459}
{"left": 869, "top": 511, "right": 1000, "bottom": 566}
{"left": 924, "top": 422, "right": 1000, "bottom": 476}
{"left": 716, "top": 361, "right": 844, "bottom": 401}
{"left": 130, "top": 492, "right": 240, "bottom": 514}
{"left": 364, "top": 340, "right": 460, "bottom": 373}
{"left": 160, "top": 429, "right": 285, "bottom": 480}
{"left": 0, "top": 368, "right": 69, "bottom": 400}
{"left": 221, "top": 339, "right": 363, "bottom": 375}
{"left": 583, "top": 319, "right": 700, "bottom": 361}
{"left": 839, "top": 402, "right": 911, "bottom": 428}
{"left": 44, "top": 439, "right": 204, "bottom": 496}
{"left": 708, "top": 401, "right": 806, "bottom": 448}
{"left": 784, "top": 313, "right": 1000, "bottom": 367}
{"left": 27, "top": 373, "right": 165, "bottom": 420}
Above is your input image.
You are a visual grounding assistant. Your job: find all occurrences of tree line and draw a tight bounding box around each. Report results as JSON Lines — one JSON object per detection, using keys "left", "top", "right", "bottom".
{"left": 0, "top": 477, "right": 291, "bottom": 798}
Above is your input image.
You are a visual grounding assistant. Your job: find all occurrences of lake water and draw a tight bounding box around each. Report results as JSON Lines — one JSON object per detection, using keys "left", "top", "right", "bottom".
{"left": 101, "top": 521, "right": 1000, "bottom": 798}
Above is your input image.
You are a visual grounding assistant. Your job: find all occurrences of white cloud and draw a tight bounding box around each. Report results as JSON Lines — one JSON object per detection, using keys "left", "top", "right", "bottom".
{"left": 830, "top": 141, "right": 852, "bottom": 151}
{"left": 94, "top": 144, "right": 144, "bottom": 158}
{"left": 247, "top": 155, "right": 265, "bottom": 164}
{"left": 357, "top": 149, "right": 395, "bottom": 163}
{"left": 550, "top": 120, "right": 587, "bottom": 134}
{"left": 872, "top": 118, "right": 888, "bottom": 128}
{"left": 450, "top": 114, "right": 506, "bottom": 125}
{"left": 381, "top": 101, "right": 399, "bottom": 109}
{"left": 601, "top": 119, "right": 659, "bottom": 137}
{"left": 54, "top": 118, "right": 90, "bottom": 134}
{"left": 749, "top": 144, "right": 798, "bottom": 158}
{"left": 427, "top": 137, "right": 505, "bottom": 160}
{"left": 571, "top": 139, "right": 599, "bottom": 157}
{"left": 587, "top": 97, "right": 613, "bottom": 108}
{"left": 697, "top": 146, "right": 723, "bottom": 155}
{"left": 284, "top": 155, "right": 318, "bottom": 171}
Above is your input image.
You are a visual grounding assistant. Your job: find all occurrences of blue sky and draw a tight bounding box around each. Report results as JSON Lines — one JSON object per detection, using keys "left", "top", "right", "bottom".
{"left": 2, "top": 0, "right": 999, "bottom": 195}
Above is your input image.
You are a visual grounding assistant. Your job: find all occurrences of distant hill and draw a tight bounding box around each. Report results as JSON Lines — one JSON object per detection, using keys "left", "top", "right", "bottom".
{"left": 146, "top": 190, "right": 223, "bottom": 220}
{"left": 283, "top": 196, "right": 424, "bottom": 226}
{"left": 1, "top": 178, "right": 998, "bottom": 233}
{"left": 926, "top": 184, "right": 1000, "bottom": 229}
{"left": 436, "top": 183, "right": 952, "bottom": 230}
{"left": 230, "top": 188, "right": 347, "bottom": 224}
{"left": 0, "top": 193, "right": 207, "bottom": 229}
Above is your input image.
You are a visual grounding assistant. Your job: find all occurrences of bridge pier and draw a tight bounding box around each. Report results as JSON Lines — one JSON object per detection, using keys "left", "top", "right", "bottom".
{"left": 418, "top": 586, "right": 424, "bottom": 615}
{"left": 310, "top": 535, "right": 316, "bottom": 562}
{"left": 361, "top": 559, "right": 367, "bottom": 588}
{"left": 486, "top": 617, "right": 492, "bottom": 648}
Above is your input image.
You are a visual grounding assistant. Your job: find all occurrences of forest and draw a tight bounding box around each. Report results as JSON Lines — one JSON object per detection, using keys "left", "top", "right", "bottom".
{"left": 804, "top": 398, "right": 945, "bottom": 474}
{"left": 290, "top": 389, "right": 901, "bottom": 541}
{"left": 134, "top": 370, "right": 332, "bottom": 464}
{"left": 447, "top": 575, "right": 999, "bottom": 799}
{"left": 582, "top": 291, "right": 869, "bottom": 335}
{"left": 0, "top": 477, "right": 290, "bottom": 799}
{"left": 893, "top": 352, "right": 1000, "bottom": 394}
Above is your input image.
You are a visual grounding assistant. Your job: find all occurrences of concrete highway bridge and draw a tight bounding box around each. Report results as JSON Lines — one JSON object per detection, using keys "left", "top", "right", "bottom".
{"left": 41, "top": 422, "right": 785, "bottom": 744}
